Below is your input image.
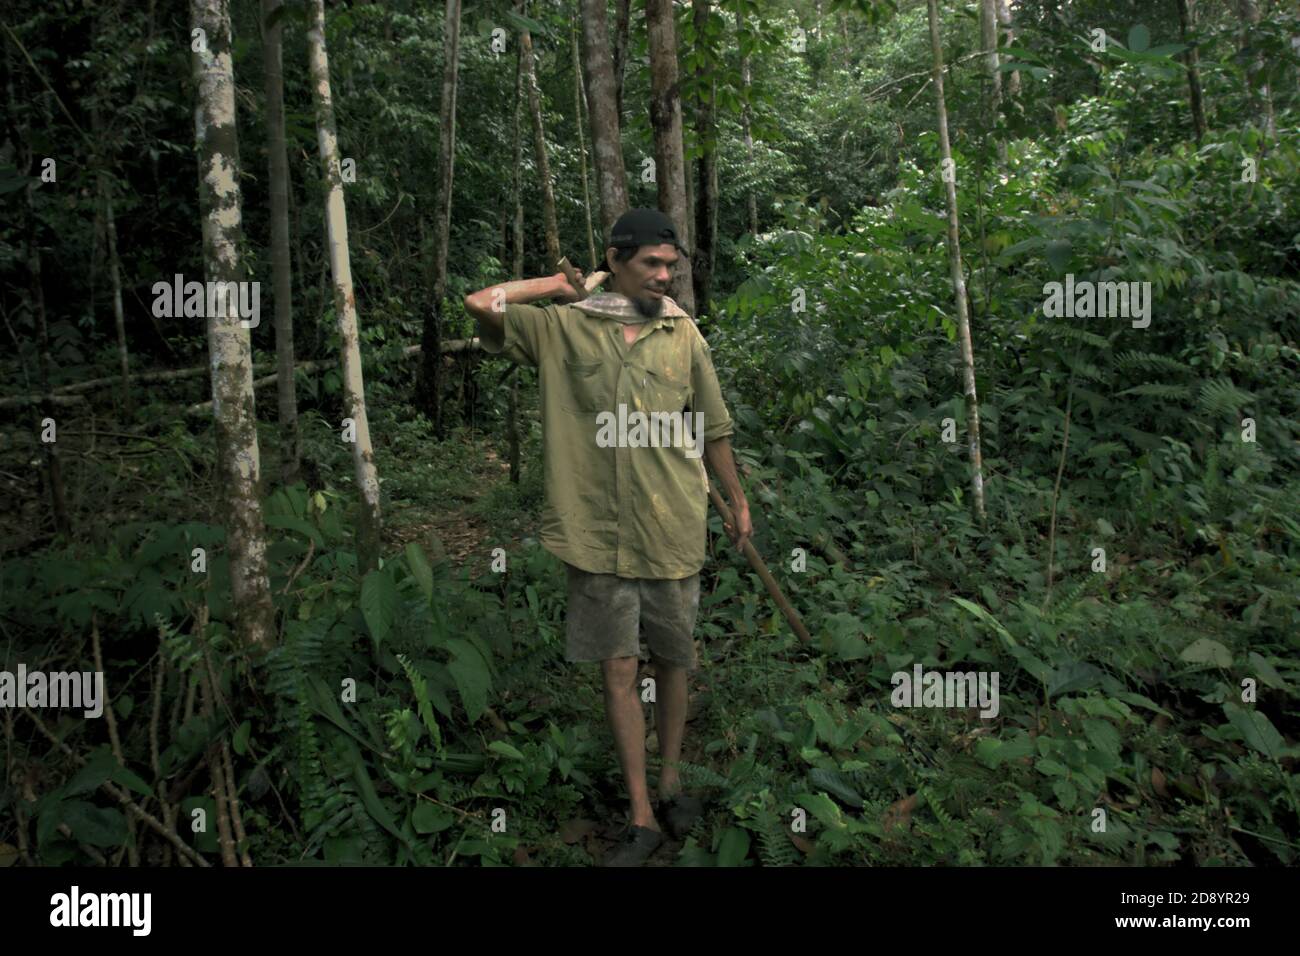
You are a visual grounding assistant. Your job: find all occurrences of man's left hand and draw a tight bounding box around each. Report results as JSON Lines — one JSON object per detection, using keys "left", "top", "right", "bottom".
{"left": 724, "top": 500, "right": 752, "bottom": 553}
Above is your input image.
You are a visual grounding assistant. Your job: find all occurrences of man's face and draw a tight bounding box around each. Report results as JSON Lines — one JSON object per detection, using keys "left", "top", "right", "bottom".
{"left": 608, "top": 243, "right": 679, "bottom": 317}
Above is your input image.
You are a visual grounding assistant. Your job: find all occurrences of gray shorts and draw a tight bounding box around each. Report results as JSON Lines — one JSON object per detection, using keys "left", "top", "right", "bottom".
{"left": 564, "top": 562, "right": 702, "bottom": 670}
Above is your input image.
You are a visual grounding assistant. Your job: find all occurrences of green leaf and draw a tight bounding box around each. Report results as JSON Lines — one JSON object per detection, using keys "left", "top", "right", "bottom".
{"left": 447, "top": 638, "right": 491, "bottom": 723}
{"left": 115, "top": 695, "right": 135, "bottom": 721}
{"left": 232, "top": 720, "right": 251, "bottom": 756}
{"left": 412, "top": 802, "right": 456, "bottom": 834}
{"left": 1044, "top": 239, "right": 1072, "bottom": 273}
{"left": 65, "top": 747, "right": 118, "bottom": 796}
{"left": 951, "top": 597, "right": 1018, "bottom": 648}
{"left": 795, "top": 791, "right": 847, "bottom": 830}
{"left": 808, "top": 769, "right": 865, "bottom": 809}
{"left": 360, "top": 568, "right": 399, "bottom": 646}
{"left": 1127, "top": 24, "right": 1150, "bottom": 53}
{"left": 1180, "top": 637, "right": 1232, "bottom": 668}
{"left": 1083, "top": 718, "right": 1121, "bottom": 757}
{"left": 1046, "top": 661, "right": 1103, "bottom": 697}
{"left": 263, "top": 514, "right": 324, "bottom": 546}
{"left": 405, "top": 542, "right": 434, "bottom": 604}
{"left": 805, "top": 699, "right": 839, "bottom": 746}
{"left": 1247, "top": 652, "right": 1289, "bottom": 691}
{"left": 110, "top": 764, "right": 154, "bottom": 798}
{"left": 488, "top": 741, "right": 525, "bottom": 760}
{"left": 342, "top": 738, "right": 416, "bottom": 852}
{"left": 717, "top": 827, "right": 751, "bottom": 867}
{"left": 62, "top": 801, "right": 128, "bottom": 847}
{"left": 1222, "top": 703, "right": 1286, "bottom": 761}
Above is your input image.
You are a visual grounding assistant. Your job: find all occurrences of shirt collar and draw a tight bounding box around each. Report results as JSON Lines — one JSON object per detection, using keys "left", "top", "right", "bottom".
{"left": 572, "top": 291, "right": 686, "bottom": 330}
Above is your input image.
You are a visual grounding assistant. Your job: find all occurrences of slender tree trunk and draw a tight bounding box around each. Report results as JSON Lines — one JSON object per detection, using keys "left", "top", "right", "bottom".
{"left": 738, "top": 9, "right": 758, "bottom": 236}
{"left": 24, "top": 204, "right": 72, "bottom": 538}
{"left": 509, "top": 37, "right": 524, "bottom": 487}
{"left": 417, "top": 0, "right": 461, "bottom": 432}
{"left": 612, "top": 0, "right": 631, "bottom": 122}
{"left": 926, "top": 0, "right": 987, "bottom": 525}
{"left": 692, "top": 0, "right": 717, "bottom": 317}
{"left": 306, "top": 0, "right": 383, "bottom": 572}
{"left": 996, "top": 0, "right": 1020, "bottom": 97}
{"left": 521, "top": 28, "right": 561, "bottom": 271}
{"left": 573, "top": 17, "right": 598, "bottom": 271}
{"left": 980, "top": 0, "right": 1006, "bottom": 164}
{"left": 88, "top": 105, "right": 132, "bottom": 417}
{"left": 262, "top": 0, "right": 300, "bottom": 485}
{"left": 1175, "top": 0, "right": 1207, "bottom": 144}
{"left": 100, "top": 171, "right": 131, "bottom": 418}
{"left": 579, "top": 0, "right": 630, "bottom": 239}
{"left": 190, "top": 0, "right": 276, "bottom": 646}
{"left": 646, "top": 0, "right": 695, "bottom": 315}
{"left": 1236, "top": 0, "right": 1276, "bottom": 140}
{"left": 88, "top": 108, "right": 132, "bottom": 419}
{"left": 512, "top": 39, "right": 525, "bottom": 283}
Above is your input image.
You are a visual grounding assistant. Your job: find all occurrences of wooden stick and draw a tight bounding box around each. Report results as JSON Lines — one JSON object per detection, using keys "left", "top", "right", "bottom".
{"left": 707, "top": 481, "right": 812, "bottom": 643}
{"left": 557, "top": 256, "right": 609, "bottom": 301}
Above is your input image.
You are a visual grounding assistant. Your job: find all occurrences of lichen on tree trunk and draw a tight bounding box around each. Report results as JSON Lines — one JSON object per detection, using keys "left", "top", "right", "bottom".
{"left": 190, "top": 0, "right": 276, "bottom": 647}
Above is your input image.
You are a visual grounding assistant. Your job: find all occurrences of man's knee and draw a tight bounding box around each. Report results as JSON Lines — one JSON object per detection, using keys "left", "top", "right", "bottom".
{"left": 601, "top": 655, "right": 639, "bottom": 693}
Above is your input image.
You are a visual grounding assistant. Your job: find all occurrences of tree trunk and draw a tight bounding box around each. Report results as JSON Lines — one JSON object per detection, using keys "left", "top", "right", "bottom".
{"left": 1236, "top": 0, "right": 1276, "bottom": 140}
{"left": 262, "top": 0, "right": 300, "bottom": 485}
{"left": 25, "top": 215, "right": 72, "bottom": 538}
{"left": 190, "top": 0, "right": 277, "bottom": 647}
{"left": 573, "top": 16, "right": 598, "bottom": 272}
{"left": 306, "top": 0, "right": 383, "bottom": 573}
{"left": 579, "top": 0, "right": 630, "bottom": 239}
{"left": 509, "top": 32, "right": 524, "bottom": 485}
{"left": 646, "top": 0, "right": 696, "bottom": 315}
{"left": 1175, "top": 0, "right": 1207, "bottom": 144}
{"left": 926, "top": 0, "right": 987, "bottom": 525}
{"left": 521, "top": 28, "right": 561, "bottom": 272}
{"left": 996, "top": 0, "right": 1020, "bottom": 97}
{"left": 612, "top": 0, "right": 631, "bottom": 122}
{"left": 980, "top": 0, "right": 1006, "bottom": 164}
{"left": 417, "top": 0, "right": 462, "bottom": 432}
{"left": 692, "top": 0, "right": 717, "bottom": 318}
{"left": 512, "top": 36, "right": 526, "bottom": 282}
{"left": 89, "top": 104, "right": 131, "bottom": 417}
{"left": 738, "top": 9, "right": 758, "bottom": 236}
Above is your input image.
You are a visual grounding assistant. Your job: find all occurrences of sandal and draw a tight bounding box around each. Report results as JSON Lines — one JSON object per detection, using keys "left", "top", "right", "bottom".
{"left": 602, "top": 825, "right": 664, "bottom": 867}
{"left": 658, "top": 793, "right": 704, "bottom": 840}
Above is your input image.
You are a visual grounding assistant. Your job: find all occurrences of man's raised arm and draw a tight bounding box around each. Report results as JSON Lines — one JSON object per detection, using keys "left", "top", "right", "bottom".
{"left": 463, "top": 271, "right": 586, "bottom": 342}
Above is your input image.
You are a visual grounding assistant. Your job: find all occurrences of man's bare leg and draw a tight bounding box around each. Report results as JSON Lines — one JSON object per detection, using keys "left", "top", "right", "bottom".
{"left": 652, "top": 657, "right": 688, "bottom": 801}
{"left": 601, "top": 656, "right": 659, "bottom": 830}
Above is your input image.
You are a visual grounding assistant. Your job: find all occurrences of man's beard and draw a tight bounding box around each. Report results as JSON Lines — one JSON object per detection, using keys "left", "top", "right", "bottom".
{"left": 631, "top": 294, "right": 664, "bottom": 318}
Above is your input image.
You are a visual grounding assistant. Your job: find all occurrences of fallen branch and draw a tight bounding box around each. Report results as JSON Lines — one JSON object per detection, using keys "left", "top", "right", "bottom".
{"left": 23, "top": 709, "right": 210, "bottom": 867}
{"left": 0, "top": 392, "right": 88, "bottom": 410}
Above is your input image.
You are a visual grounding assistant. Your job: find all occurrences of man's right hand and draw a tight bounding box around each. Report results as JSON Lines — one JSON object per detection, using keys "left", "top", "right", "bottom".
{"left": 551, "top": 269, "right": 587, "bottom": 303}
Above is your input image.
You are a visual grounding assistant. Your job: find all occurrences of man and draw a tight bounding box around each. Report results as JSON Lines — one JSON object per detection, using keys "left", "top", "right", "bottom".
{"left": 464, "top": 208, "right": 752, "bottom": 866}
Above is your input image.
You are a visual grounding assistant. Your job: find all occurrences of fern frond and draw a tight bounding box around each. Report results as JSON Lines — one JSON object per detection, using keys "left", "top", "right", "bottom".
{"left": 1116, "top": 383, "right": 1192, "bottom": 400}
{"left": 677, "top": 760, "right": 729, "bottom": 790}
{"left": 1113, "top": 350, "right": 1187, "bottom": 376}
{"left": 1197, "top": 378, "right": 1254, "bottom": 419}
{"left": 755, "top": 807, "right": 801, "bottom": 867}
{"left": 1038, "top": 324, "right": 1114, "bottom": 349}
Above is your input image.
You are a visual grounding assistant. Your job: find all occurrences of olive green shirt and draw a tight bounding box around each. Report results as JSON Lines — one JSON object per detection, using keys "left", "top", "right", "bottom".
{"left": 480, "top": 294, "right": 734, "bottom": 579}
